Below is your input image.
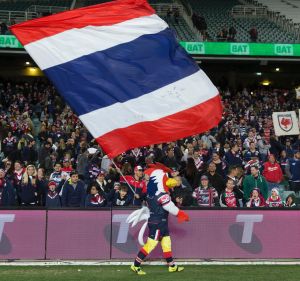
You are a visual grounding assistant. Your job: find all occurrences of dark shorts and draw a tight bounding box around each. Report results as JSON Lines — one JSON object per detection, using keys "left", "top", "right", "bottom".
{"left": 148, "top": 220, "right": 169, "bottom": 240}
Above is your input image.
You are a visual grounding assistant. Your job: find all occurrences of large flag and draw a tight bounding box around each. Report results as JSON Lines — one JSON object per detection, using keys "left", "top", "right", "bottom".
{"left": 11, "top": 0, "right": 222, "bottom": 157}
{"left": 272, "top": 111, "right": 300, "bottom": 136}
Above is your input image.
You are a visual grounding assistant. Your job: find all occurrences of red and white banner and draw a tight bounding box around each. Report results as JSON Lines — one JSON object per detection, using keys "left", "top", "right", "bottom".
{"left": 272, "top": 111, "right": 300, "bottom": 136}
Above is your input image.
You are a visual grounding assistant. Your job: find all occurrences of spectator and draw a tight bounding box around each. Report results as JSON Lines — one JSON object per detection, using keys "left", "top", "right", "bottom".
{"left": 192, "top": 175, "right": 218, "bottom": 207}
{"left": 284, "top": 139, "right": 294, "bottom": 158}
{"left": 228, "top": 26, "right": 237, "bottom": 41}
{"left": 225, "top": 143, "right": 243, "bottom": 167}
{"left": 49, "top": 162, "right": 62, "bottom": 186}
{"left": 38, "top": 141, "right": 52, "bottom": 169}
{"left": 77, "top": 146, "right": 89, "bottom": 181}
{"left": 45, "top": 181, "right": 61, "bottom": 208}
{"left": 243, "top": 141, "right": 260, "bottom": 162}
{"left": 19, "top": 164, "right": 38, "bottom": 206}
{"left": 36, "top": 167, "right": 48, "bottom": 206}
{"left": 182, "top": 157, "right": 201, "bottom": 189}
{"left": 61, "top": 158, "right": 73, "bottom": 175}
{"left": 61, "top": 171, "right": 86, "bottom": 207}
{"left": 111, "top": 184, "right": 132, "bottom": 206}
{"left": 203, "top": 162, "right": 225, "bottom": 195}
{"left": 210, "top": 152, "right": 226, "bottom": 177}
{"left": 121, "top": 165, "right": 146, "bottom": 206}
{"left": 2, "top": 131, "right": 17, "bottom": 156}
{"left": 257, "top": 135, "right": 270, "bottom": 162}
{"left": 284, "top": 194, "right": 297, "bottom": 208}
{"left": 279, "top": 150, "right": 288, "bottom": 175}
{"left": 85, "top": 184, "right": 106, "bottom": 207}
{"left": 0, "top": 168, "right": 16, "bottom": 206}
{"left": 285, "top": 151, "right": 300, "bottom": 195}
{"left": 219, "top": 178, "right": 241, "bottom": 207}
{"left": 201, "top": 131, "right": 216, "bottom": 150}
{"left": 262, "top": 154, "right": 283, "bottom": 195}
{"left": 94, "top": 170, "right": 112, "bottom": 198}
{"left": 246, "top": 188, "right": 265, "bottom": 207}
{"left": 162, "top": 147, "right": 180, "bottom": 170}
{"left": 192, "top": 150, "right": 204, "bottom": 172}
{"left": 265, "top": 188, "right": 283, "bottom": 207}
{"left": 0, "top": 22, "right": 8, "bottom": 35}
{"left": 21, "top": 138, "right": 38, "bottom": 165}
{"left": 243, "top": 166, "right": 268, "bottom": 200}
{"left": 249, "top": 27, "right": 258, "bottom": 42}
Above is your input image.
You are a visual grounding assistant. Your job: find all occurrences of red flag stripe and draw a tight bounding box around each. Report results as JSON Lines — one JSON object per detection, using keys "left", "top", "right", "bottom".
{"left": 10, "top": 0, "right": 154, "bottom": 46}
{"left": 96, "top": 95, "right": 222, "bottom": 157}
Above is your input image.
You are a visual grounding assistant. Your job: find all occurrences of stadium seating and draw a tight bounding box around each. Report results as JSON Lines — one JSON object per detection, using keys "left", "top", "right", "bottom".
{"left": 0, "top": 0, "right": 72, "bottom": 11}
{"left": 81, "top": 0, "right": 196, "bottom": 41}
{"left": 256, "top": 0, "right": 300, "bottom": 24}
{"left": 161, "top": 15, "right": 197, "bottom": 41}
{"left": 188, "top": 0, "right": 298, "bottom": 43}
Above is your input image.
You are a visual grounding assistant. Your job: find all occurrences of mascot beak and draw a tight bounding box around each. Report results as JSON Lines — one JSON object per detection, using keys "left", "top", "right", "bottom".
{"left": 166, "top": 178, "right": 178, "bottom": 189}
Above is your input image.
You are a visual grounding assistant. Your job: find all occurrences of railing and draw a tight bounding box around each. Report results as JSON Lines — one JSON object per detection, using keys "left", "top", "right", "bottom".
{"left": 242, "top": 0, "right": 300, "bottom": 42}
{"left": 26, "top": 5, "right": 69, "bottom": 14}
{"left": 151, "top": 3, "right": 183, "bottom": 16}
{"left": 231, "top": 5, "right": 267, "bottom": 17}
{"left": 0, "top": 10, "right": 38, "bottom": 25}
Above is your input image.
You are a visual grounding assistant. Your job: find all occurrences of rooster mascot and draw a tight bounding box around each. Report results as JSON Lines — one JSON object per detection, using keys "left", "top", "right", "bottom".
{"left": 127, "top": 163, "right": 189, "bottom": 275}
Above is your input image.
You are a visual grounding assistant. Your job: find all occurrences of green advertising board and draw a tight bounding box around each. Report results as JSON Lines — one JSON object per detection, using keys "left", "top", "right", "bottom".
{"left": 0, "top": 35, "right": 23, "bottom": 48}
{"left": 180, "top": 41, "right": 300, "bottom": 56}
{"left": 1, "top": 35, "right": 300, "bottom": 57}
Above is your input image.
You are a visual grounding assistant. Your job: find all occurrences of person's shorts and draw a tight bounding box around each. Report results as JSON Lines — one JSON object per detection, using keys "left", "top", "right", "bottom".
{"left": 148, "top": 220, "right": 169, "bottom": 240}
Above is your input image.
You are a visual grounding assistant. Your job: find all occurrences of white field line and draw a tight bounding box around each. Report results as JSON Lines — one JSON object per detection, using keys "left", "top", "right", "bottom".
{"left": 1, "top": 260, "right": 300, "bottom": 266}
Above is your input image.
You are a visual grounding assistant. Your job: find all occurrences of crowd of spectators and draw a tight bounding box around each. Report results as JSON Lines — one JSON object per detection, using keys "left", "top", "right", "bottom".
{"left": 0, "top": 80, "right": 299, "bottom": 209}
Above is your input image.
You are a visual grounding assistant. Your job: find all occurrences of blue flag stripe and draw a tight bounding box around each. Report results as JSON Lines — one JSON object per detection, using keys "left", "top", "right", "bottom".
{"left": 44, "top": 28, "right": 199, "bottom": 116}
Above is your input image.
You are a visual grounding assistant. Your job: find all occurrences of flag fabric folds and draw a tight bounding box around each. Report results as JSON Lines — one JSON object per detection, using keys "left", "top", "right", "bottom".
{"left": 11, "top": 0, "right": 222, "bottom": 157}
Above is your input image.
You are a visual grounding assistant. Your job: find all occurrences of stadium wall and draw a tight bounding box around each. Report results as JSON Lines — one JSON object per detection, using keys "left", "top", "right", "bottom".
{"left": 0, "top": 209, "right": 299, "bottom": 260}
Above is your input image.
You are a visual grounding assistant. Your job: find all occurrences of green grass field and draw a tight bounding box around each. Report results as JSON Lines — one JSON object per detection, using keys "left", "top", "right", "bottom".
{"left": 1, "top": 265, "right": 300, "bottom": 281}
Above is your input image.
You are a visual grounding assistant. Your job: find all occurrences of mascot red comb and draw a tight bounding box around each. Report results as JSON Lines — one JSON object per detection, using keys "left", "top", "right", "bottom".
{"left": 127, "top": 163, "right": 189, "bottom": 275}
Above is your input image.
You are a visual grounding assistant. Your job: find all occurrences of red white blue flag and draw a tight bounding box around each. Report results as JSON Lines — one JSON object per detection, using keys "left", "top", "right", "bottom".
{"left": 11, "top": 0, "right": 222, "bottom": 157}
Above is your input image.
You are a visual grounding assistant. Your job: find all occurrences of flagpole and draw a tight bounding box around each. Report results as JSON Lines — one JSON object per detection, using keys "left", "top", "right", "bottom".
{"left": 111, "top": 159, "right": 136, "bottom": 195}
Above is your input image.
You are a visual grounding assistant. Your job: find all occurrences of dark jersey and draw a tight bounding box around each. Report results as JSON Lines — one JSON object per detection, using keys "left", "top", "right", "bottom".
{"left": 147, "top": 192, "right": 170, "bottom": 223}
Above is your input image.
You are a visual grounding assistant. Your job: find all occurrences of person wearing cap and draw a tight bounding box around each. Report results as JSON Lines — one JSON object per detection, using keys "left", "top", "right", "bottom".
{"left": 0, "top": 168, "right": 16, "bottom": 206}
{"left": 120, "top": 165, "right": 146, "bottom": 206}
{"left": 266, "top": 188, "right": 283, "bottom": 208}
{"left": 192, "top": 175, "right": 218, "bottom": 207}
{"left": 61, "top": 171, "right": 86, "bottom": 207}
{"left": 94, "top": 170, "right": 113, "bottom": 198}
{"left": 61, "top": 158, "right": 73, "bottom": 175}
{"left": 45, "top": 181, "right": 61, "bottom": 208}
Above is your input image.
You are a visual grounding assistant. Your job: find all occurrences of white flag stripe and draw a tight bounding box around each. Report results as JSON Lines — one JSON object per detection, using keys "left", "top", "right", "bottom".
{"left": 25, "top": 14, "right": 168, "bottom": 70}
{"left": 79, "top": 69, "right": 218, "bottom": 137}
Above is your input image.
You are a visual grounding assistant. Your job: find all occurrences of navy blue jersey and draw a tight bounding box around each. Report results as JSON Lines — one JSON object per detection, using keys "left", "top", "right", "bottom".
{"left": 147, "top": 192, "right": 170, "bottom": 223}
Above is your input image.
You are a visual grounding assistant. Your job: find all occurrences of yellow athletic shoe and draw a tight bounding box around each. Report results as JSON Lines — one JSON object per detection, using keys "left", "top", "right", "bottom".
{"left": 131, "top": 265, "right": 146, "bottom": 275}
{"left": 168, "top": 265, "right": 184, "bottom": 272}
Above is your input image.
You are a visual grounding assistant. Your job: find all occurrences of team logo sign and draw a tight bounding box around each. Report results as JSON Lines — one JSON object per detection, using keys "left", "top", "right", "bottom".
{"left": 278, "top": 114, "right": 293, "bottom": 132}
